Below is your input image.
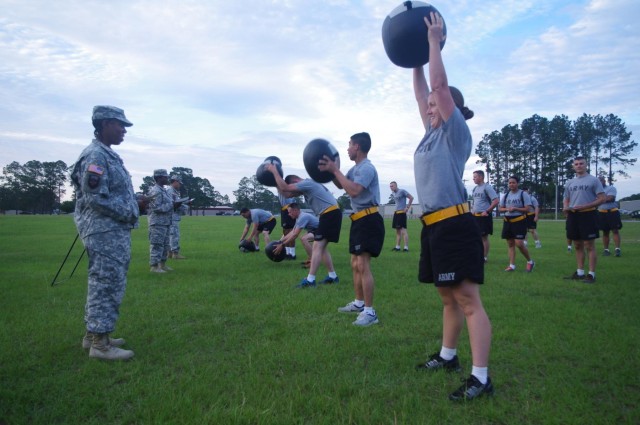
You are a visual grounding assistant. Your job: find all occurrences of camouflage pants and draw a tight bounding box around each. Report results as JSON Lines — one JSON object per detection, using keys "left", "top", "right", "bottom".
{"left": 82, "top": 230, "right": 131, "bottom": 334}
{"left": 149, "top": 224, "right": 170, "bottom": 265}
{"left": 170, "top": 221, "right": 181, "bottom": 252}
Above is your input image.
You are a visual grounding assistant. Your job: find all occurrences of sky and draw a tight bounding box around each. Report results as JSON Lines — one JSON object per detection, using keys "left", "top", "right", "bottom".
{"left": 1, "top": 0, "right": 639, "bottom": 205}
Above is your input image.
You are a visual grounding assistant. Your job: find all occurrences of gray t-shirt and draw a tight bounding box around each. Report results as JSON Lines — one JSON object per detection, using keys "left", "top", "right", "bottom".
{"left": 294, "top": 179, "right": 338, "bottom": 215}
{"left": 599, "top": 185, "right": 617, "bottom": 210}
{"left": 471, "top": 183, "right": 498, "bottom": 213}
{"left": 392, "top": 188, "right": 412, "bottom": 210}
{"left": 295, "top": 212, "right": 319, "bottom": 232}
{"left": 563, "top": 174, "right": 604, "bottom": 208}
{"left": 246, "top": 208, "right": 273, "bottom": 225}
{"left": 500, "top": 190, "right": 531, "bottom": 217}
{"left": 414, "top": 108, "right": 471, "bottom": 213}
{"left": 528, "top": 195, "right": 539, "bottom": 213}
{"left": 346, "top": 159, "right": 380, "bottom": 212}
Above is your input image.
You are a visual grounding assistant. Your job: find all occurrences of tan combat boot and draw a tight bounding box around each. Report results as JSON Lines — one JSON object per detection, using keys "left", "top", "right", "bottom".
{"left": 89, "top": 333, "right": 134, "bottom": 360}
{"left": 160, "top": 262, "right": 173, "bottom": 271}
{"left": 82, "top": 331, "right": 125, "bottom": 349}
{"left": 150, "top": 264, "right": 166, "bottom": 273}
{"left": 171, "top": 251, "right": 186, "bottom": 259}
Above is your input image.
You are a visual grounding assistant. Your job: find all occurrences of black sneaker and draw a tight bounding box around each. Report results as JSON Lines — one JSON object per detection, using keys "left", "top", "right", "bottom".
{"left": 449, "top": 375, "right": 494, "bottom": 401}
{"left": 563, "top": 272, "right": 585, "bottom": 280}
{"left": 615, "top": 248, "right": 621, "bottom": 257}
{"left": 583, "top": 274, "right": 596, "bottom": 284}
{"left": 392, "top": 247, "right": 401, "bottom": 252}
{"left": 416, "top": 353, "right": 461, "bottom": 372}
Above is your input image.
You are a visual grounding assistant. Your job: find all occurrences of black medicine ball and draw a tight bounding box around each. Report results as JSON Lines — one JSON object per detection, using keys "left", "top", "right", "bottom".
{"left": 265, "top": 241, "right": 286, "bottom": 262}
{"left": 256, "top": 156, "right": 283, "bottom": 187}
{"left": 303, "top": 139, "right": 340, "bottom": 184}
{"left": 382, "top": 1, "right": 446, "bottom": 68}
{"left": 239, "top": 239, "right": 257, "bottom": 253}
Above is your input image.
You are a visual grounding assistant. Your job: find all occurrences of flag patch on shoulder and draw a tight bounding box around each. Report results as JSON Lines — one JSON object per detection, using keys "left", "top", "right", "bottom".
{"left": 88, "top": 164, "right": 104, "bottom": 175}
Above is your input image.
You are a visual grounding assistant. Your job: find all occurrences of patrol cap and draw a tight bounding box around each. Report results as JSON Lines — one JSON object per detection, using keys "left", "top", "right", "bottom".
{"left": 153, "top": 169, "right": 169, "bottom": 177}
{"left": 92, "top": 105, "right": 133, "bottom": 127}
{"left": 170, "top": 175, "right": 182, "bottom": 182}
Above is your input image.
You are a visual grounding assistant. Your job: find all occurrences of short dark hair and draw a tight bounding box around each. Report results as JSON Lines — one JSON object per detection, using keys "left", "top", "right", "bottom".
{"left": 240, "top": 207, "right": 250, "bottom": 214}
{"left": 473, "top": 170, "right": 485, "bottom": 178}
{"left": 285, "top": 175, "right": 300, "bottom": 184}
{"left": 288, "top": 202, "right": 300, "bottom": 210}
{"left": 350, "top": 132, "right": 371, "bottom": 153}
{"left": 574, "top": 156, "right": 585, "bottom": 162}
{"left": 509, "top": 175, "right": 519, "bottom": 183}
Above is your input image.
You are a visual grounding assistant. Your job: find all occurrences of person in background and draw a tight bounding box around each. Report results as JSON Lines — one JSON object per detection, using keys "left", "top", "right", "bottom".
{"left": 266, "top": 167, "right": 341, "bottom": 288}
{"left": 70, "top": 105, "right": 141, "bottom": 360}
{"left": 562, "top": 156, "right": 605, "bottom": 283}
{"left": 522, "top": 187, "right": 542, "bottom": 249}
{"left": 148, "top": 169, "right": 174, "bottom": 273}
{"left": 390, "top": 181, "right": 414, "bottom": 252}
{"left": 597, "top": 176, "right": 622, "bottom": 257}
{"left": 471, "top": 170, "right": 499, "bottom": 262}
{"left": 167, "top": 175, "right": 189, "bottom": 259}
{"left": 273, "top": 202, "right": 318, "bottom": 265}
{"left": 278, "top": 192, "right": 298, "bottom": 260}
{"left": 499, "top": 177, "right": 535, "bottom": 272}
{"left": 239, "top": 208, "right": 276, "bottom": 251}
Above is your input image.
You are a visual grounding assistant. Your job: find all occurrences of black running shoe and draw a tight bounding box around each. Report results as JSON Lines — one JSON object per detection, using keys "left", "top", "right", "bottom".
{"left": 416, "top": 353, "right": 461, "bottom": 372}
{"left": 563, "top": 272, "right": 585, "bottom": 280}
{"left": 449, "top": 375, "right": 494, "bottom": 401}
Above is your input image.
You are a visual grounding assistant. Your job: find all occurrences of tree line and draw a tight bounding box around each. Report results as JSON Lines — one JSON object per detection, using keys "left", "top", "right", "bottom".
{"left": 475, "top": 113, "right": 636, "bottom": 210}
{"left": 2, "top": 112, "right": 636, "bottom": 214}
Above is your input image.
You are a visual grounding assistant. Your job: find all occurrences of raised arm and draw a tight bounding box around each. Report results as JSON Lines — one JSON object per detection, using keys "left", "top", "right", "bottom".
{"left": 413, "top": 66, "right": 430, "bottom": 129}
{"left": 424, "top": 12, "right": 455, "bottom": 122}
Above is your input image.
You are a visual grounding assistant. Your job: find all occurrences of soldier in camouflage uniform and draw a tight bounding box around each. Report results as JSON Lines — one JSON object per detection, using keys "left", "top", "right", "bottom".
{"left": 167, "top": 175, "right": 189, "bottom": 259}
{"left": 148, "top": 169, "right": 174, "bottom": 272}
{"left": 70, "top": 105, "right": 143, "bottom": 361}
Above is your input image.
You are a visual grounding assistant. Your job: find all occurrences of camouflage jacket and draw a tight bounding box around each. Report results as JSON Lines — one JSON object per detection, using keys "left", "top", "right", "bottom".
{"left": 71, "top": 139, "right": 139, "bottom": 237}
{"left": 148, "top": 184, "right": 173, "bottom": 226}
{"left": 167, "top": 186, "right": 188, "bottom": 221}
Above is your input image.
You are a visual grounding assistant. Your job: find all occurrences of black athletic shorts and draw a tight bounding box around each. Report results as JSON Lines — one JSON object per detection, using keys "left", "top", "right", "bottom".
{"left": 526, "top": 214, "right": 537, "bottom": 229}
{"left": 598, "top": 210, "right": 622, "bottom": 232}
{"left": 418, "top": 213, "right": 484, "bottom": 286}
{"left": 280, "top": 209, "right": 296, "bottom": 229}
{"left": 566, "top": 211, "right": 599, "bottom": 241}
{"left": 257, "top": 218, "right": 277, "bottom": 234}
{"left": 315, "top": 208, "right": 341, "bottom": 243}
{"left": 350, "top": 212, "right": 385, "bottom": 257}
{"left": 473, "top": 214, "right": 493, "bottom": 236}
{"left": 501, "top": 217, "right": 528, "bottom": 240}
{"left": 391, "top": 211, "right": 407, "bottom": 229}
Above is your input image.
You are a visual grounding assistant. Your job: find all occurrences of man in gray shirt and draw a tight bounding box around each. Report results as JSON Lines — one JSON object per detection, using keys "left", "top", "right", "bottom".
{"left": 390, "top": 181, "right": 414, "bottom": 252}
{"left": 471, "top": 170, "right": 499, "bottom": 262}
{"left": 563, "top": 156, "right": 605, "bottom": 283}
{"left": 597, "top": 176, "right": 623, "bottom": 257}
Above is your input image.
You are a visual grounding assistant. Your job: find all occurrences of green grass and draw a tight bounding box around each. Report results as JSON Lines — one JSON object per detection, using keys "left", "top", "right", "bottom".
{"left": 0, "top": 215, "right": 639, "bottom": 424}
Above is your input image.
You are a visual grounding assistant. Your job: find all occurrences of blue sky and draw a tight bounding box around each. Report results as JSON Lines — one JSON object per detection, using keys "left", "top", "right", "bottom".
{"left": 1, "top": 0, "right": 638, "bottom": 204}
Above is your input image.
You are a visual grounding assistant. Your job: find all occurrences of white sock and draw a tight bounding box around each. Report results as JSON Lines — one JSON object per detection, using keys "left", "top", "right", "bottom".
{"left": 440, "top": 346, "right": 457, "bottom": 361}
{"left": 255, "top": 245, "right": 260, "bottom": 251}
{"left": 395, "top": 245, "right": 400, "bottom": 249}
{"left": 328, "top": 271, "right": 337, "bottom": 279}
{"left": 354, "top": 299, "right": 364, "bottom": 308}
{"left": 307, "top": 274, "right": 315, "bottom": 282}
{"left": 364, "top": 306, "right": 375, "bottom": 315}
{"left": 471, "top": 366, "right": 488, "bottom": 384}
{"left": 290, "top": 248, "right": 295, "bottom": 255}
{"left": 404, "top": 246, "right": 409, "bottom": 250}
{"left": 577, "top": 269, "right": 585, "bottom": 276}
{"left": 528, "top": 260, "right": 534, "bottom": 264}
{"left": 589, "top": 271, "right": 595, "bottom": 278}
{"left": 510, "top": 264, "right": 516, "bottom": 269}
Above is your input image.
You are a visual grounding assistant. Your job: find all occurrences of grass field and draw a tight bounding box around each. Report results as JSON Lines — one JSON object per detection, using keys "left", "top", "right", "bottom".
{"left": 0, "top": 215, "right": 639, "bottom": 425}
